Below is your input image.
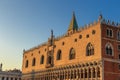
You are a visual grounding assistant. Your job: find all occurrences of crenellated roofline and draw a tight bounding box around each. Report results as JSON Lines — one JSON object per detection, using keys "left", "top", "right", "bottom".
{"left": 23, "top": 14, "right": 120, "bottom": 54}
{"left": 101, "top": 18, "right": 120, "bottom": 27}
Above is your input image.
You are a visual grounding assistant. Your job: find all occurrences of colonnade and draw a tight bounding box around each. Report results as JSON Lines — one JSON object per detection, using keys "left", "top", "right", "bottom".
{"left": 0, "top": 71, "right": 21, "bottom": 80}
{"left": 22, "top": 61, "right": 102, "bottom": 80}
{"left": 0, "top": 76, "right": 21, "bottom": 80}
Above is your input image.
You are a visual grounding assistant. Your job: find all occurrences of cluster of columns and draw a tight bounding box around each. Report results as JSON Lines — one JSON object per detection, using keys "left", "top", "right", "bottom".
{"left": 22, "top": 61, "right": 102, "bottom": 80}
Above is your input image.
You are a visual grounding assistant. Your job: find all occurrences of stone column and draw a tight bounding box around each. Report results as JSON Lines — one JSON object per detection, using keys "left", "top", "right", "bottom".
{"left": 83, "top": 69, "right": 85, "bottom": 80}
{"left": 74, "top": 69, "right": 76, "bottom": 80}
{"left": 62, "top": 71, "right": 64, "bottom": 79}
{"left": 49, "top": 72, "right": 50, "bottom": 80}
{"left": 62, "top": 70, "right": 64, "bottom": 80}
{"left": 64, "top": 70, "right": 66, "bottom": 79}
{"left": 60, "top": 71, "right": 62, "bottom": 80}
{"left": 91, "top": 68, "right": 93, "bottom": 80}
{"left": 51, "top": 72, "right": 52, "bottom": 80}
{"left": 70, "top": 69, "right": 71, "bottom": 80}
{"left": 45, "top": 72, "right": 46, "bottom": 80}
{"left": 46, "top": 73, "right": 48, "bottom": 80}
{"left": 59, "top": 70, "right": 61, "bottom": 80}
{"left": 87, "top": 68, "right": 89, "bottom": 80}
{"left": 79, "top": 69, "right": 81, "bottom": 80}
{"left": 39, "top": 75, "right": 41, "bottom": 80}
{"left": 3, "top": 77, "right": 5, "bottom": 80}
{"left": 52, "top": 72, "right": 54, "bottom": 80}
{"left": 44, "top": 73, "right": 46, "bottom": 80}
{"left": 0, "top": 76, "right": 2, "bottom": 80}
{"left": 71, "top": 69, "right": 74, "bottom": 80}
{"left": 74, "top": 69, "right": 76, "bottom": 79}
{"left": 43, "top": 74, "right": 44, "bottom": 80}
{"left": 67, "top": 70, "right": 69, "bottom": 80}
{"left": 76, "top": 69, "right": 78, "bottom": 80}
{"left": 100, "top": 67, "right": 102, "bottom": 80}
{"left": 53, "top": 71, "right": 55, "bottom": 80}
{"left": 41, "top": 75, "right": 42, "bottom": 80}
{"left": 51, "top": 72, "right": 53, "bottom": 80}
{"left": 58, "top": 71, "right": 60, "bottom": 80}
{"left": 13, "top": 77, "right": 15, "bottom": 80}
{"left": 46, "top": 73, "right": 47, "bottom": 80}
{"left": 95, "top": 67, "right": 98, "bottom": 80}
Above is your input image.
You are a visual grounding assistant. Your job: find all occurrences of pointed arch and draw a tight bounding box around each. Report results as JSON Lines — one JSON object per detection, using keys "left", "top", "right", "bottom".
{"left": 69, "top": 48, "right": 76, "bottom": 60}
{"left": 40, "top": 55, "right": 44, "bottom": 64}
{"left": 105, "top": 42, "right": 114, "bottom": 56}
{"left": 86, "top": 43, "right": 94, "bottom": 56}
{"left": 32, "top": 58, "right": 36, "bottom": 66}
{"left": 56, "top": 49, "right": 62, "bottom": 60}
{"left": 25, "top": 60, "right": 29, "bottom": 68}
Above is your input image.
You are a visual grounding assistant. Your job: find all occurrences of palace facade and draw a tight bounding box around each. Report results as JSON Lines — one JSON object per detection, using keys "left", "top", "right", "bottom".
{"left": 22, "top": 13, "right": 120, "bottom": 80}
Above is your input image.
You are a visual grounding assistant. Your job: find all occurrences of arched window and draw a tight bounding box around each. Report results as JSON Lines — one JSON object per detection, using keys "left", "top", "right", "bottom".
{"left": 117, "top": 31, "right": 120, "bottom": 40}
{"left": 40, "top": 55, "right": 44, "bottom": 64}
{"left": 32, "top": 58, "right": 36, "bottom": 66}
{"left": 86, "top": 43, "right": 94, "bottom": 56}
{"left": 25, "top": 60, "right": 29, "bottom": 68}
{"left": 57, "top": 50, "right": 62, "bottom": 60}
{"left": 105, "top": 43, "right": 113, "bottom": 56}
{"left": 69, "top": 48, "right": 75, "bottom": 60}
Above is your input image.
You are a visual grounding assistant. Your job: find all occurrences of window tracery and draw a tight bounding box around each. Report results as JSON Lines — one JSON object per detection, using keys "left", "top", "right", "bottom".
{"left": 105, "top": 43, "right": 113, "bottom": 56}
{"left": 86, "top": 43, "right": 94, "bottom": 56}
{"left": 69, "top": 48, "right": 75, "bottom": 60}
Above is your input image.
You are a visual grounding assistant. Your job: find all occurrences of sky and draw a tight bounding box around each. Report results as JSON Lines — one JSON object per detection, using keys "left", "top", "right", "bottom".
{"left": 0, "top": 0, "right": 120, "bottom": 70}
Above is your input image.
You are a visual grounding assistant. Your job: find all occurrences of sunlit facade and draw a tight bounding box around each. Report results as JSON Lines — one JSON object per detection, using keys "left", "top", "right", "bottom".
{"left": 22, "top": 13, "right": 120, "bottom": 80}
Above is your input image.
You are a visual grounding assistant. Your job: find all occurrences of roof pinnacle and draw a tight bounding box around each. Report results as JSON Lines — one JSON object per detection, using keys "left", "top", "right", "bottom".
{"left": 68, "top": 12, "right": 78, "bottom": 32}
{"left": 98, "top": 13, "right": 103, "bottom": 21}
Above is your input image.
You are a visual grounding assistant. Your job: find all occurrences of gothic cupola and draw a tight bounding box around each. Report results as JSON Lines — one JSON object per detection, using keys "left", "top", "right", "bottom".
{"left": 67, "top": 12, "right": 78, "bottom": 34}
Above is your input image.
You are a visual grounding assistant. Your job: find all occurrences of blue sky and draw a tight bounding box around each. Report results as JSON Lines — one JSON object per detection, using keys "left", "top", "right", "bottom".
{"left": 0, "top": 0, "right": 120, "bottom": 70}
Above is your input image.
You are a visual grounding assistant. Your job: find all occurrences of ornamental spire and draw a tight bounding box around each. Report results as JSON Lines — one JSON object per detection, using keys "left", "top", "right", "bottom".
{"left": 98, "top": 13, "right": 103, "bottom": 21}
{"left": 51, "top": 29, "right": 53, "bottom": 38}
{"left": 68, "top": 12, "right": 78, "bottom": 32}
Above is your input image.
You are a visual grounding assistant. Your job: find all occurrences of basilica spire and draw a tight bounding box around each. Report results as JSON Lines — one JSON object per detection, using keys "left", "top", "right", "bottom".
{"left": 67, "top": 12, "right": 78, "bottom": 33}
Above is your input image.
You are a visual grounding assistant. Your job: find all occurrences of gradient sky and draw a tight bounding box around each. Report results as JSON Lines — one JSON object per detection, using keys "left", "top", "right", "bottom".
{"left": 0, "top": 0, "right": 120, "bottom": 70}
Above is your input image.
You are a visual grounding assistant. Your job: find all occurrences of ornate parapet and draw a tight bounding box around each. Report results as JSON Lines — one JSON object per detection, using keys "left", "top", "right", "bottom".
{"left": 23, "top": 42, "right": 47, "bottom": 54}
{"left": 101, "top": 18, "right": 120, "bottom": 27}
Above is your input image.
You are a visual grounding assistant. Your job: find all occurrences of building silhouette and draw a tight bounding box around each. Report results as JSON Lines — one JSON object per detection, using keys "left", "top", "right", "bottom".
{"left": 0, "top": 64, "right": 21, "bottom": 80}
{"left": 22, "top": 13, "right": 120, "bottom": 80}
